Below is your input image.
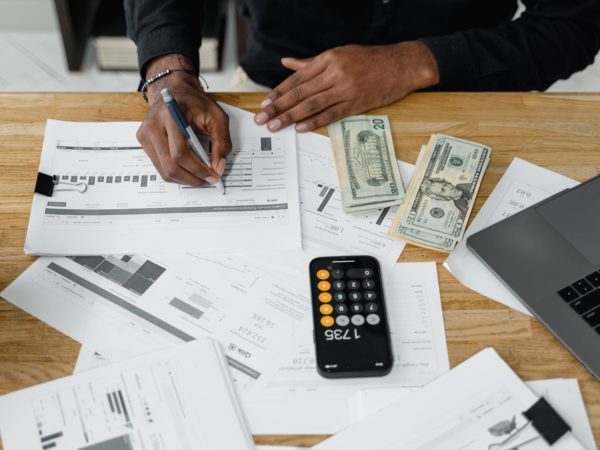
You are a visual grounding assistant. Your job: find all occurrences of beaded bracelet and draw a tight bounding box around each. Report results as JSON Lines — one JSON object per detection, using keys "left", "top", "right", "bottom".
{"left": 139, "top": 68, "right": 197, "bottom": 102}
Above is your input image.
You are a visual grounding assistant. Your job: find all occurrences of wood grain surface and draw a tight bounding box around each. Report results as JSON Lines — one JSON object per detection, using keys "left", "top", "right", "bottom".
{"left": 0, "top": 92, "right": 598, "bottom": 448}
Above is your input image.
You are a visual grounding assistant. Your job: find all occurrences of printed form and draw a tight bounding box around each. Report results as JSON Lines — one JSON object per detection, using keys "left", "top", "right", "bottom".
{"left": 0, "top": 340, "right": 254, "bottom": 450}
{"left": 249, "top": 132, "right": 412, "bottom": 276}
{"left": 73, "top": 262, "right": 450, "bottom": 435}
{"left": 352, "top": 378, "right": 597, "bottom": 449}
{"left": 243, "top": 262, "right": 448, "bottom": 434}
{"left": 312, "top": 348, "right": 585, "bottom": 450}
{"left": 72, "top": 351, "right": 598, "bottom": 448}
{"left": 25, "top": 103, "right": 301, "bottom": 255}
{"left": 445, "top": 158, "right": 578, "bottom": 314}
{"left": 1, "top": 252, "right": 311, "bottom": 396}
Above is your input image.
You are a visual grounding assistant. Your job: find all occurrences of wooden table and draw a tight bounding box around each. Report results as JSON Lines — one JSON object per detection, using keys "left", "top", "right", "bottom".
{"left": 0, "top": 92, "right": 599, "bottom": 448}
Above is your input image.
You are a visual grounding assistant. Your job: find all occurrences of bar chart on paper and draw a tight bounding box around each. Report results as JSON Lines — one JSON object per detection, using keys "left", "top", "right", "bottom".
{"left": 25, "top": 112, "right": 302, "bottom": 255}
{"left": 169, "top": 293, "right": 213, "bottom": 320}
{"left": 0, "top": 341, "right": 256, "bottom": 450}
{"left": 31, "top": 382, "right": 137, "bottom": 450}
{"left": 67, "top": 255, "right": 166, "bottom": 295}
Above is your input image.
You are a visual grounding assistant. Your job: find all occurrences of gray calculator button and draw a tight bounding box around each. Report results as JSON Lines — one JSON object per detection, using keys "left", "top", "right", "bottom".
{"left": 349, "top": 291, "right": 362, "bottom": 302}
{"left": 365, "top": 302, "right": 378, "bottom": 313}
{"left": 364, "top": 291, "right": 377, "bottom": 301}
{"left": 336, "top": 315, "right": 350, "bottom": 326}
{"left": 331, "top": 269, "right": 344, "bottom": 279}
{"left": 350, "top": 303, "right": 363, "bottom": 313}
{"left": 346, "top": 268, "right": 374, "bottom": 279}
{"left": 348, "top": 280, "right": 361, "bottom": 290}
{"left": 362, "top": 279, "right": 375, "bottom": 289}
{"left": 351, "top": 314, "right": 365, "bottom": 326}
{"left": 335, "top": 303, "right": 348, "bottom": 314}
{"left": 366, "top": 314, "right": 381, "bottom": 325}
{"left": 334, "top": 292, "right": 346, "bottom": 302}
{"left": 333, "top": 280, "right": 345, "bottom": 290}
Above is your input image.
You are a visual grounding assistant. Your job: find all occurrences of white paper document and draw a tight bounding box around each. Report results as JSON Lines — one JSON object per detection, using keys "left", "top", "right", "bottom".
{"left": 445, "top": 158, "right": 578, "bottom": 314}
{"left": 1, "top": 252, "right": 311, "bottom": 396}
{"left": 312, "top": 348, "right": 585, "bottom": 450}
{"left": 73, "top": 262, "right": 448, "bottom": 435}
{"left": 73, "top": 349, "right": 599, "bottom": 449}
{"left": 528, "top": 379, "right": 597, "bottom": 450}
{"left": 239, "top": 262, "right": 448, "bottom": 434}
{"left": 25, "top": 103, "right": 301, "bottom": 255}
{"left": 256, "top": 447, "right": 303, "bottom": 450}
{"left": 249, "top": 132, "right": 411, "bottom": 276}
{"left": 0, "top": 339, "right": 255, "bottom": 450}
{"left": 352, "top": 378, "right": 597, "bottom": 450}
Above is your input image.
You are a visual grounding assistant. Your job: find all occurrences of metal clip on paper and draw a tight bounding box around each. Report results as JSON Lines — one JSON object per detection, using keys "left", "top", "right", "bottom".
{"left": 34, "top": 172, "right": 87, "bottom": 197}
{"left": 488, "top": 397, "right": 571, "bottom": 449}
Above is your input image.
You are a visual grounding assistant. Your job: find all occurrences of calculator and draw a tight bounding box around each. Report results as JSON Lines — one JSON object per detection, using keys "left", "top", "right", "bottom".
{"left": 309, "top": 256, "right": 393, "bottom": 378}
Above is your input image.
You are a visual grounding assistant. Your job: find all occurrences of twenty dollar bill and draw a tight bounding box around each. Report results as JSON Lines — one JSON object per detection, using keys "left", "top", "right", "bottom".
{"left": 328, "top": 115, "right": 405, "bottom": 213}
{"left": 388, "top": 134, "right": 491, "bottom": 252}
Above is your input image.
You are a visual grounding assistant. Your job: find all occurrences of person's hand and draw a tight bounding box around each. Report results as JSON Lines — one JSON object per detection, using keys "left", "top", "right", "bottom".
{"left": 137, "top": 54, "right": 231, "bottom": 186}
{"left": 254, "top": 42, "right": 439, "bottom": 133}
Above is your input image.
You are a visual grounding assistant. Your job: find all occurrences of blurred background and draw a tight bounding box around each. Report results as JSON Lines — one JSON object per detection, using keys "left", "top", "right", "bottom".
{"left": 0, "top": 0, "right": 598, "bottom": 93}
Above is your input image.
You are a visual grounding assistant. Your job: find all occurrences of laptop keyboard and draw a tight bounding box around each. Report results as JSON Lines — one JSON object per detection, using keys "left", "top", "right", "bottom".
{"left": 558, "top": 270, "right": 600, "bottom": 334}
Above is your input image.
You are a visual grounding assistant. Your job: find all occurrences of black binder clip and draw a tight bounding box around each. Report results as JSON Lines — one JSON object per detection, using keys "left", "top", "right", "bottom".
{"left": 34, "top": 172, "right": 87, "bottom": 197}
{"left": 488, "top": 397, "right": 571, "bottom": 449}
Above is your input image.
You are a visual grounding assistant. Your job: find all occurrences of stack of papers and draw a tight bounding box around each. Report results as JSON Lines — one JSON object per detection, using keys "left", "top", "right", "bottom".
{"left": 2, "top": 253, "right": 311, "bottom": 395}
{"left": 72, "top": 262, "right": 450, "bottom": 435}
{"left": 312, "top": 348, "right": 588, "bottom": 450}
{"left": 0, "top": 339, "right": 254, "bottom": 450}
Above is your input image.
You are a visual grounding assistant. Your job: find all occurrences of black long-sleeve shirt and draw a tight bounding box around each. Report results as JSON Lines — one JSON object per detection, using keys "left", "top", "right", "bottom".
{"left": 125, "top": 0, "right": 600, "bottom": 91}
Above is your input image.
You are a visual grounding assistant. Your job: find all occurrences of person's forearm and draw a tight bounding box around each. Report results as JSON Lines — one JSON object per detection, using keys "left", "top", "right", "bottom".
{"left": 144, "top": 54, "right": 202, "bottom": 105}
{"left": 125, "top": 0, "right": 204, "bottom": 79}
{"left": 387, "top": 41, "right": 440, "bottom": 93}
{"left": 419, "top": 0, "right": 600, "bottom": 91}
{"left": 255, "top": 41, "right": 441, "bottom": 133}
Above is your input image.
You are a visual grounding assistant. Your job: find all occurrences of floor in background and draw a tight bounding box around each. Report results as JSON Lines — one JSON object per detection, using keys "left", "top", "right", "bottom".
{"left": 0, "top": 0, "right": 239, "bottom": 94}
{"left": 0, "top": 28, "right": 599, "bottom": 93}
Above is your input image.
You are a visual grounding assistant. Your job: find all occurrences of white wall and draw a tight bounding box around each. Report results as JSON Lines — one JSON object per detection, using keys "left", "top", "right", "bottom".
{"left": 0, "top": 0, "right": 57, "bottom": 30}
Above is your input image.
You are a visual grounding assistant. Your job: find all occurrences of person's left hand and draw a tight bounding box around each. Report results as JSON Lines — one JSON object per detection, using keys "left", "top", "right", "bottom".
{"left": 254, "top": 42, "right": 440, "bottom": 133}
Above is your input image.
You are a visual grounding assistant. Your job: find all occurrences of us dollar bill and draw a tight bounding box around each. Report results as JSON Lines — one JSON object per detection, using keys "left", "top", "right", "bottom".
{"left": 388, "top": 134, "right": 491, "bottom": 252}
{"left": 328, "top": 115, "right": 405, "bottom": 213}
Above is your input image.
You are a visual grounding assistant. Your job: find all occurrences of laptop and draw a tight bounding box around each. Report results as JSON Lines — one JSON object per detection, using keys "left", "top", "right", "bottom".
{"left": 467, "top": 174, "right": 600, "bottom": 380}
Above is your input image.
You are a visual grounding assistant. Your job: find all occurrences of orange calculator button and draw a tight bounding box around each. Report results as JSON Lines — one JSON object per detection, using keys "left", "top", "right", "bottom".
{"left": 320, "top": 316, "right": 334, "bottom": 327}
{"left": 318, "top": 281, "right": 331, "bottom": 291}
{"left": 319, "top": 292, "right": 332, "bottom": 303}
{"left": 320, "top": 304, "right": 333, "bottom": 315}
{"left": 316, "top": 269, "right": 330, "bottom": 280}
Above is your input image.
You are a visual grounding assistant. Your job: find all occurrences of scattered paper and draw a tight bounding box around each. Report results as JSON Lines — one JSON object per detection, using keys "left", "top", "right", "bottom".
{"left": 2, "top": 253, "right": 311, "bottom": 396}
{"left": 445, "top": 158, "right": 578, "bottom": 314}
{"left": 312, "top": 348, "right": 585, "bottom": 450}
{"left": 528, "top": 379, "right": 597, "bottom": 450}
{"left": 244, "top": 262, "right": 448, "bottom": 434}
{"left": 248, "top": 132, "right": 412, "bottom": 276}
{"left": 256, "top": 447, "right": 304, "bottom": 450}
{"left": 0, "top": 339, "right": 254, "bottom": 450}
{"left": 74, "top": 262, "right": 449, "bottom": 435}
{"left": 352, "top": 379, "right": 597, "bottom": 450}
{"left": 25, "top": 103, "right": 302, "bottom": 255}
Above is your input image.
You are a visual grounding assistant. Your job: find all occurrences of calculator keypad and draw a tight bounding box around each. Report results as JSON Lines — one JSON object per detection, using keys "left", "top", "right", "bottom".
{"left": 313, "top": 267, "right": 382, "bottom": 330}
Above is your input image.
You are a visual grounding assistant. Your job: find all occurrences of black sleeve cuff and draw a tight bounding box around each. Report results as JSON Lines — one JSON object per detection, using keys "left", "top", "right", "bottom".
{"left": 419, "top": 34, "right": 477, "bottom": 91}
{"left": 135, "top": 26, "right": 202, "bottom": 78}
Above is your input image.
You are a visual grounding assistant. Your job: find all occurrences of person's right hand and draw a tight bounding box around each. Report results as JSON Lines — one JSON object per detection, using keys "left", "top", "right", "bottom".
{"left": 137, "top": 54, "right": 232, "bottom": 186}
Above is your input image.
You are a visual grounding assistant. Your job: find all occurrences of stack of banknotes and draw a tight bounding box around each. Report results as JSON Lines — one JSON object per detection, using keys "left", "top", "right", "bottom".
{"left": 330, "top": 116, "right": 491, "bottom": 252}
{"left": 388, "top": 134, "right": 491, "bottom": 252}
{"left": 328, "top": 115, "right": 405, "bottom": 212}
